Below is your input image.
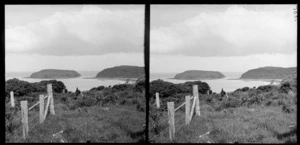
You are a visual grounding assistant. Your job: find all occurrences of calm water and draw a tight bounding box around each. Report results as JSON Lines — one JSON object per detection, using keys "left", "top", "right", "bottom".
{"left": 150, "top": 72, "right": 280, "bottom": 93}
{"left": 6, "top": 71, "right": 281, "bottom": 93}
{"left": 5, "top": 71, "right": 129, "bottom": 92}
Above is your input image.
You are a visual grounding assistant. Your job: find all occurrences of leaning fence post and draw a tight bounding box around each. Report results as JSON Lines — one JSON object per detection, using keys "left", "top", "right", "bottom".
{"left": 39, "top": 95, "right": 45, "bottom": 123}
{"left": 168, "top": 102, "right": 175, "bottom": 141}
{"left": 189, "top": 95, "right": 197, "bottom": 122}
{"left": 185, "top": 96, "right": 190, "bottom": 125}
{"left": 47, "top": 84, "right": 55, "bottom": 115}
{"left": 155, "top": 92, "right": 160, "bottom": 108}
{"left": 44, "top": 94, "right": 51, "bottom": 121}
{"left": 21, "top": 101, "right": 29, "bottom": 139}
{"left": 193, "top": 85, "right": 200, "bottom": 116}
{"left": 10, "top": 91, "right": 15, "bottom": 107}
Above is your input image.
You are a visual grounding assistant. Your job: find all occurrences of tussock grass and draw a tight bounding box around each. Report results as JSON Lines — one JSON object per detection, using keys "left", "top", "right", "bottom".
{"left": 8, "top": 103, "right": 145, "bottom": 143}
{"left": 171, "top": 104, "right": 296, "bottom": 143}
{"left": 149, "top": 79, "right": 297, "bottom": 143}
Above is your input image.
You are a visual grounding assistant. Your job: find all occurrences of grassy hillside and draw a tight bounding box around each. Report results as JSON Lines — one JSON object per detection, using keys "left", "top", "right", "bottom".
{"left": 149, "top": 78, "right": 297, "bottom": 143}
{"left": 5, "top": 79, "right": 145, "bottom": 143}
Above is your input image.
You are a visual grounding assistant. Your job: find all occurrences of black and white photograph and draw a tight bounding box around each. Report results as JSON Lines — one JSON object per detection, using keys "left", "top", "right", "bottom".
{"left": 3, "top": 3, "right": 298, "bottom": 144}
{"left": 149, "top": 5, "right": 297, "bottom": 143}
{"left": 5, "top": 5, "right": 146, "bottom": 143}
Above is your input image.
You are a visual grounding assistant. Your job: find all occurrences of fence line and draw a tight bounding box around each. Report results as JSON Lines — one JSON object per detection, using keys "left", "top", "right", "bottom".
{"left": 6, "top": 84, "right": 55, "bottom": 142}
{"left": 174, "top": 96, "right": 194, "bottom": 111}
{"left": 150, "top": 85, "right": 201, "bottom": 142}
{"left": 28, "top": 95, "right": 48, "bottom": 111}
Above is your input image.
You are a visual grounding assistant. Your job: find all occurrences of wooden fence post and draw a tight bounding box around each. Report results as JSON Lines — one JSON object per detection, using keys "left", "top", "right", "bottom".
{"left": 185, "top": 96, "right": 190, "bottom": 125}
{"left": 21, "top": 101, "right": 29, "bottom": 139}
{"left": 155, "top": 92, "right": 160, "bottom": 108}
{"left": 189, "top": 95, "right": 197, "bottom": 122}
{"left": 39, "top": 95, "right": 44, "bottom": 123}
{"left": 47, "top": 84, "right": 55, "bottom": 115}
{"left": 168, "top": 102, "right": 175, "bottom": 141}
{"left": 10, "top": 91, "right": 15, "bottom": 107}
{"left": 44, "top": 94, "right": 51, "bottom": 121}
{"left": 193, "top": 85, "right": 201, "bottom": 116}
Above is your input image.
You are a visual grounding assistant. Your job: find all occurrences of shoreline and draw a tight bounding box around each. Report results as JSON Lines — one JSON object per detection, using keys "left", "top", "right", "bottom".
{"left": 233, "top": 78, "right": 282, "bottom": 83}
{"left": 24, "top": 76, "right": 81, "bottom": 79}
{"left": 83, "top": 77, "right": 139, "bottom": 81}
{"left": 167, "top": 77, "right": 226, "bottom": 81}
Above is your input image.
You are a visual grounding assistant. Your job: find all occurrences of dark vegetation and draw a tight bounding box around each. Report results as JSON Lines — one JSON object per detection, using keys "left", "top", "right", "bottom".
{"left": 5, "top": 78, "right": 145, "bottom": 143}
{"left": 174, "top": 70, "right": 225, "bottom": 80}
{"left": 240, "top": 66, "right": 297, "bottom": 79}
{"left": 149, "top": 79, "right": 210, "bottom": 111}
{"left": 30, "top": 69, "right": 81, "bottom": 79}
{"left": 149, "top": 78, "right": 297, "bottom": 143}
{"left": 96, "top": 65, "right": 144, "bottom": 78}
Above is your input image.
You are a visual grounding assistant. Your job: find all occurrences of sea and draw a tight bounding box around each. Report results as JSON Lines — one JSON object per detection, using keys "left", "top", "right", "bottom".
{"left": 5, "top": 71, "right": 128, "bottom": 92}
{"left": 6, "top": 71, "right": 281, "bottom": 93}
{"left": 150, "top": 72, "right": 281, "bottom": 93}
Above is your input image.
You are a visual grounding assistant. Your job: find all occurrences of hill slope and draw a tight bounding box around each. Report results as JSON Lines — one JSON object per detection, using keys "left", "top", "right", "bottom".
{"left": 30, "top": 69, "right": 81, "bottom": 79}
{"left": 96, "top": 65, "right": 144, "bottom": 78}
{"left": 240, "top": 67, "right": 296, "bottom": 79}
{"left": 174, "top": 70, "right": 225, "bottom": 80}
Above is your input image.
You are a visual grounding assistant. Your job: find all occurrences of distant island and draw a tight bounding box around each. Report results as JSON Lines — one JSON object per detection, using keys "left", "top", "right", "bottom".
{"left": 174, "top": 70, "right": 225, "bottom": 80}
{"left": 96, "top": 65, "right": 144, "bottom": 79}
{"left": 30, "top": 69, "right": 81, "bottom": 79}
{"left": 240, "top": 66, "right": 297, "bottom": 80}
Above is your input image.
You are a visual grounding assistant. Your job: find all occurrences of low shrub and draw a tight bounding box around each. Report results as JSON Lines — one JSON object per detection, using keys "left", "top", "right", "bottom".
{"left": 5, "top": 78, "right": 66, "bottom": 98}
{"left": 282, "top": 104, "right": 295, "bottom": 113}
{"left": 279, "top": 82, "right": 291, "bottom": 94}
{"left": 112, "top": 84, "right": 134, "bottom": 92}
{"left": 71, "top": 96, "right": 97, "bottom": 109}
{"left": 257, "top": 85, "right": 276, "bottom": 93}
{"left": 89, "top": 86, "right": 105, "bottom": 92}
{"left": 5, "top": 106, "right": 17, "bottom": 133}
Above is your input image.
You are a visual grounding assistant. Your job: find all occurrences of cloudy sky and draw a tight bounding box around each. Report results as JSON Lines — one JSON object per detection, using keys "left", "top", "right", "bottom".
{"left": 150, "top": 5, "right": 297, "bottom": 73}
{"left": 5, "top": 5, "right": 144, "bottom": 72}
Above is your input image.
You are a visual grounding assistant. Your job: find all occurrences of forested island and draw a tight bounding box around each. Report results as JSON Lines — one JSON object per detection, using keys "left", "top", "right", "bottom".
{"left": 29, "top": 69, "right": 81, "bottom": 79}
{"left": 240, "top": 66, "right": 297, "bottom": 80}
{"left": 96, "top": 65, "right": 144, "bottom": 79}
{"left": 174, "top": 70, "right": 225, "bottom": 80}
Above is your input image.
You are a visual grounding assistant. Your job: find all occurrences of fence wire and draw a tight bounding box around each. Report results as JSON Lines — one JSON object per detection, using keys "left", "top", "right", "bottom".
{"left": 6, "top": 100, "right": 43, "bottom": 143}
{"left": 149, "top": 99, "right": 192, "bottom": 143}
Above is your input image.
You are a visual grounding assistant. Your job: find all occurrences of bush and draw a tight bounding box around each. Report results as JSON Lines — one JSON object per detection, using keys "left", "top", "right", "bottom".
{"left": 282, "top": 104, "right": 295, "bottom": 113}
{"left": 184, "top": 81, "right": 211, "bottom": 94}
{"left": 214, "top": 97, "right": 242, "bottom": 111}
{"left": 205, "top": 96, "right": 213, "bottom": 104}
{"left": 89, "top": 86, "right": 105, "bottom": 92}
{"left": 72, "top": 96, "right": 97, "bottom": 108}
{"left": 136, "top": 99, "right": 146, "bottom": 112}
{"left": 279, "top": 82, "right": 291, "bottom": 94}
{"left": 75, "top": 87, "right": 81, "bottom": 96}
{"left": 150, "top": 79, "right": 211, "bottom": 102}
{"left": 5, "top": 106, "right": 17, "bottom": 133}
{"left": 257, "top": 85, "right": 275, "bottom": 93}
{"left": 39, "top": 80, "right": 66, "bottom": 93}
{"left": 134, "top": 79, "right": 145, "bottom": 92}
{"left": 5, "top": 78, "right": 66, "bottom": 98}
{"left": 224, "top": 97, "right": 242, "bottom": 108}
{"left": 234, "top": 87, "right": 250, "bottom": 93}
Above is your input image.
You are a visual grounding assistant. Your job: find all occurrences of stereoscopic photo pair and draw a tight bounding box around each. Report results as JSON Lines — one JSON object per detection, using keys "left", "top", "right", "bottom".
{"left": 4, "top": 4, "right": 297, "bottom": 143}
